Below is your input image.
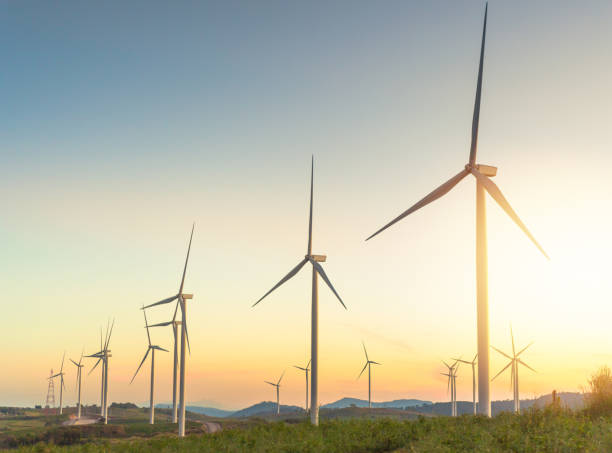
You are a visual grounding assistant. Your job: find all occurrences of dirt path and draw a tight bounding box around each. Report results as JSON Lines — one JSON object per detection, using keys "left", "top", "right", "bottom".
{"left": 62, "top": 416, "right": 100, "bottom": 426}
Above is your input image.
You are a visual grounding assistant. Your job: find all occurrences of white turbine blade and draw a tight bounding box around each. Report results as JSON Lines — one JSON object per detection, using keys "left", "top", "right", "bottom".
{"left": 311, "top": 260, "right": 347, "bottom": 309}
{"left": 264, "top": 381, "right": 276, "bottom": 387}
{"left": 306, "top": 359, "right": 311, "bottom": 370}
{"left": 50, "top": 373, "right": 61, "bottom": 379}
{"left": 178, "top": 223, "right": 195, "bottom": 295}
{"left": 307, "top": 155, "right": 314, "bottom": 255}
{"left": 491, "top": 345, "right": 512, "bottom": 360}
{"left": 366, "top": 169, "right": 469, "bottom": 241}
{"left": 61, "top": 375, "right": 66, "bottom": 391}
{"left": 370, "top": 361, "right": 382, "bottom": 365}
{"left": 183, "top": 311, "right": 191, "bottom": 355}
{"left": 357, "top": 362, "right": 368, "bottom": 379}
{"left": 143, "top": 308, "right": 152, "bottom": 347}
{"left": 130, "top": 348, "right": 151, "bottom": 384}
{"left": 105, "top": 318, "right": 115, "bottom": 350}
{"left": 453, "top": 358, "right": 472, "bottom": 365}
{"left": 70, "top": 359, "right": 79, "bottom": 367}
{"left": 473, "top": 353, "right": 478, "bottom": 364}
{"left": 148, "top": 320, "right": 174, "bottom": 328}
{"left": 470, "top": 168, "right": 549, "bottom": 259}
{"left": 468, "top": 3, "right": 487, "bottom": 166}
{"left": 143, "top": 294, "right": 179, "bottom": 310}
{"left": 60, "top": 352, "right": 65, "bottom": 373}
{"left": 362, "top": 342, "right": 369, "bottom": 362}
{"left": 491, "top": 360, "right": 513, "bottom": 382}
{"left": 277, "top": 370, "right": 286, "bottom": 385}
{"left": 88, "top": 358, "right": 102, "bottom": 376}
{"left": 516, "top": 342, "right": 534, "bottom": 358}
{"left": 510, "top": 325, "right": 516, "bottom": 357}
{"left": 153, "top": 346, "right": 169, "bottom": 352}
{"left": 518, "top": 358, "right": 536, "bottom": 373}
{"left": 171, "top": 299, "right": 180, "bottom": 323}
{"left": 442, "top": 360, "right": 451, "bottom": 370}
{"left": 252, "top": 258, "right": 308, "bottom": 307}
{"left": 293, "top": 366, "right": 306, "bottom": 371}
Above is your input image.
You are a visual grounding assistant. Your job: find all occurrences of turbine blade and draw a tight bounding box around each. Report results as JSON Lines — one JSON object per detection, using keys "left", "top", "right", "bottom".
{"left": 473, "top": 353, "right": 478, "bottom": 363}
{"left": 491, "top": 360, "right": 513, "bottom": 381}
{"left": 470, "top": 168, "right": 549, "bottom": 259}
{"left": 491, "top": 345, "right": 512, "bottom": 360}
{"left": 60, "top": 352, "right": 65, "bottom": 373}
{"left": 143, "top": 294, "right": 179, "bottom": 310}
{"left": 88, "top": 358, "right": 102, "bottom": 376}
{"left": 306, "top": 359, "right": 311, "bottom": 370}
{"left": 148, "top": 320, "right": 174, "bottom": 328}
{"left": 308, "top": 155, "right": 314, "bottom": 255}
{"left": 516, "top": 342, "right": 534, "bottom": 357}
{"left": 366, "top": 169, "right": 469, "bottom": 241}
{"left": 172, "top": 299, "right": 180, "bottom": 323}
{"left": 143, "top": 307, "right": 152, "bottom": 347}
{"left": 252, "top": 258, "right": 308, "bottom": 307}
{"left": 265, "top": 381, "right": 276, "bottom": 386}
{"left": 442, "top": 360, "right": 451, "bottom": 369}
{"left": 277, "top": 370, "right": 286, "bottom": 385}
{"left": 178, "top": 223, "right": 195, "bottom": 295}
{"left": 293, "top": 366, "right": 306, "bottom": 371}
{"left": 518, "top": 358, "right": 536, "bottom": 373}
{"left": 362, "top": 342, "right": 369, "bottom": 362}
{"left": 468, "top": 3, "right": 488, "bottom": 166}
{"left": 105, "top": 318, "right": 115, "bottom": 350}
{"left": 182, "top": 310, "right": 192, "bottom": 355}
{"left": 311, "top": 260, "right": 347, "bottom": 309}
{"left": 153, "top": 346, "right": 169, "bottom": 352}
{"left": 130, "top": 349, "right": 151, "bottom": 384}
{"left": 452, "top": 358, "right": 472, "bottom": 365}
{"left": 70, "top": 359, "right": 79, "bottom": 367}
{"left": 370, "top": 361, "right": 381, "bottom": 365}
{"left": 357, "top": 362, "right": 368, "bottom": 379}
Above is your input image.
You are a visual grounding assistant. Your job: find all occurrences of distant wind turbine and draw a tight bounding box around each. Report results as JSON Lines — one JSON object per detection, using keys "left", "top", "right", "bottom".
{"left": 454, "top": 354, "right": 478, "bottom": 415}
{"left": 366, "top": 3, "right": 548, "bottom": 416}
{"left": 69, "top": 352, "right": 84, "bottom": 419}
{"left": 252, "top": 157, "right": 347, "bottom": 426}
{"left": 87, "top": 318, "right": 114, "bottom": 424}
{"left": 357, "top": 343, "right": 381, "bottom": 409}
{"left": 131, "top": 307, "right": 168, "bottom": 424}
{"left": 491, "top": 326, "right": 535, "bottom": 414}
{"left": 293, "top": 360, "right": 311, "bottom": 413}
{"left": 50, "top": 353, "right": 66, "bottom": 415}
{"left": 265, "top": 371, "right": 285, "bottom": 416}
{"left": 142, "top": 224, "right": 194, "bottom": 437}
{"left": 442, "top": 360, "right": 459, "bottom": 416}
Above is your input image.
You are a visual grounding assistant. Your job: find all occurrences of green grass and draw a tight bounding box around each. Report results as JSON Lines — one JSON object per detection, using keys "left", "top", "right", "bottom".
{"left": 4, "top": 408, "right": 612, "bottom": 452}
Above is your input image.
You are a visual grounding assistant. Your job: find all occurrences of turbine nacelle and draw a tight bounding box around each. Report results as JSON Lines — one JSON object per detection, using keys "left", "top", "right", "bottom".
{"left": 466, "top": 163, "right": 497, "bottom": 177}
{"left": 308, "top": 254, "right": 326, "bottom": 262}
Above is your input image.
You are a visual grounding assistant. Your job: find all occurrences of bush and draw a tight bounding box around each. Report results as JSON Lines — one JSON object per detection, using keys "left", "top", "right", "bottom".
{"left": 584, "top": 366, "right": 612, "bottom": 416}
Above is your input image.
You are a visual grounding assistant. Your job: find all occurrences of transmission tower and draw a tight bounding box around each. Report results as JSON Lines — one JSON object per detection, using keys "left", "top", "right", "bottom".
{"left": 45, "top": 369, "right": 55, "bottom": 409}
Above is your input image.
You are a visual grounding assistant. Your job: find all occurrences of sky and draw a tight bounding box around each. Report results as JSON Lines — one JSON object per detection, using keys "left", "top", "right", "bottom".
{"left": 1, "top": 0, "right": 612, "bottom": 410}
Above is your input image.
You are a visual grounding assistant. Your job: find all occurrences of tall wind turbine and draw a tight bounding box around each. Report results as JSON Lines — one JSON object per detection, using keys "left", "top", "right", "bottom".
{"left": 265, "top": 371, "right": 285, "bottom": 416}
{"left": 357, "top": 343, "right": 381, "bottom": 409}
{"left": 50, "top": 353, "right": 66, "bottom": 415}
{"left": 143, "top": 225, "right": 194, "bottom": 437}
{"left": 366, "top": 4, "right": 548, "bottom": 416}
{"left": 252, "top": 157, "right": 347, "bottom": 426}
{"left": 293, "top": 360, "right": 311, "bottom": 413}
{"left": 491, "top": 327, "right": 535, "bottom": 414}
{"left": 442, "top": 360, "right": 459, "bottom": 416}
{"left": 131, "top": 307, "right": 168, "bottom": 424}
{"left": 87, "top": 319, "right": 114, "bottom": 424}
{"left": 69, "top": 353, "right": 84, "bottom": 419}
{"left": 454, "top": 354, "right": 478, "bottom": 415}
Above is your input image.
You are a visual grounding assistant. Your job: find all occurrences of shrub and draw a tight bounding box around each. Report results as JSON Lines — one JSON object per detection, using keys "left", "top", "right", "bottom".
{"left": 584, "top": 365, "right": 612, "bottom": 416}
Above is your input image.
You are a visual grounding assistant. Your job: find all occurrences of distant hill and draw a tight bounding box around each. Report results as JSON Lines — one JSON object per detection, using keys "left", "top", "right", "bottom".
{"left": 231, "top": 402, "right": 303, "bottom": 418}
{"left": 155, "top": 403, "right": 234, "bottom": 418}
{"left": 322, "top": 398, "right": 431, "bottom": 409}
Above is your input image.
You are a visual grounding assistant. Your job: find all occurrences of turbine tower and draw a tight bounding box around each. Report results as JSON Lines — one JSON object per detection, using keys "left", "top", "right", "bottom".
{"left": 50, "top": 353, "right": 66, "bottom": 415}
{"left": 265, "top": 371, "right": 285, "bottom": 416}
{"left": 69, "top": 353, "right": 84, "bottom": 419}
{"left": 252, "top": 157, "right": 347, "bottom": 426}
{"left": 131, "top": 307, "right": 169, "bottom": 424}
{"left": 366, "top": 4, "right": 548, "bottom": 416}
{"left": 87, "top": 319, "right": 114, "bottom": 424}
{"left": 293, "top": 360, "right": 311, "bottom": 413}
{"left": 143, "top": 224, "right": 194, "bottom": 437}
{"left": 454, "top": 354, "right": 478, "bottom": 415}
{"left": 357, "top": 342, "right": 381, "bottom": 409}
{"left": 491, "top": 327, "right": 535, "bottom": 413}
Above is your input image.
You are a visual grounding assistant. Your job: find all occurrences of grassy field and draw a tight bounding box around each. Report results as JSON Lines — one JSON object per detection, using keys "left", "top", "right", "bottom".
{"left": 3, "top": 408, "right": 612, "bottom": 452}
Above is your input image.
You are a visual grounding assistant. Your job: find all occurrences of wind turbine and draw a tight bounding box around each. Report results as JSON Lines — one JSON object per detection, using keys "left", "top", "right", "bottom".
{"left": 69, "top": 352, "right": 84, "bottom": 419}
{"left": 357, "top": 343, "right": 381, "bottom": 409}
{"left": 293, "top": 360, "right": 311, "bottom": 413}
{"left": 491, "top": 327, "right": 535, "bottom": 414}
{"left": 454, "top": 354, "right": 478, "bottom": 415}
{"left": 87, "top": 319, "right": 114, "bottom": 424}
{"left": 442, "top": 361, "right": 459, "bottom": 416}
{"left": 50, "top": 353, "right": 66, "bottom": 415}
{"left": 265, "top": 371, "right": 285, "bottom": 416}
{"left": 366, "top": 4, "right": 548, "bottom": 416}
{"left": 252, "top": 157, "right": 347, "bottom": 426}
{"left": 143, "top": 224, "right": 194, "bottom": 437}
{"left": 131, "top": 307, "right": 169, "bottom": 424}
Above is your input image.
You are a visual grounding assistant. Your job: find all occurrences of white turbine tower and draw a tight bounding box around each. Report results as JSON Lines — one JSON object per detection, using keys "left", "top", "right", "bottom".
{"left": 143, "top": 225, "right": 194, "bottom": 437}
{"left": 252, "top": 157, "right": 347, "bottom": 426}
{"left": 454, "top": 354, "right": 478, "bottom": 415}
{"left": 491, "top": 327, "right": 535, "bottom": 414}
{"left": 293, "top": 360, "right": 311, "bottom": 413}
{"left": 69, "top": 353, "right": 84, "bottom": 419}
{"left": 442, "top": 361, "right": 459, "bottom": 416}
{"left": 357, "top": 343, "right": 381, "bottom": 409}
{"left": 50, "top": 353, "right": 66, "bottom": 415}
{"left": 366, "top": 4, "right": 548, "bottom": 416}
{"left": 131, "top": 307, "right": 169, "bottom": 424}
{"left": 265, "top": 371, "right": 285, "bottom": 416}
{"left": 87, "top": 319, "right": 114, "bottom": 424}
